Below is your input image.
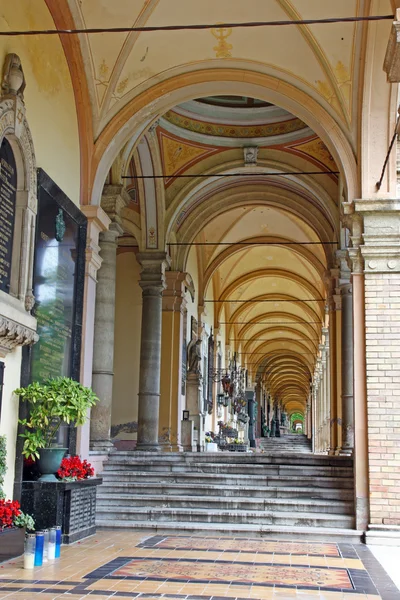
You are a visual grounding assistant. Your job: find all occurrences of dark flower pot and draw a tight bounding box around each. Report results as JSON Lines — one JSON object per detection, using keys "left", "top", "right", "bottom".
{"left": 38, "top": 448, "right": 67, "bottom": 481}
{"left": 0, "top": 527, "right": 25, "bottom": 563}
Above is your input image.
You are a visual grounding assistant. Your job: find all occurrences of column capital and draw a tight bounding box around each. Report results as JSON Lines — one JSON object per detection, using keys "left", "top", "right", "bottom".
{"left": 340, "top": 282, "right": 352, "bottom": 297}
{"left": 163, "top": 271, "right": 189, "bottom": 312}
{"left": 100, "top": 184, "right": 131, "bottom": 228}
{"left": 137, "top": 251, "right": 170, "bottom": 294}
{"left": 80, "top": 206, "right": 112, "bottom": 281}
{"left": 346, "top": 198, "right": 400, "bottom": 273}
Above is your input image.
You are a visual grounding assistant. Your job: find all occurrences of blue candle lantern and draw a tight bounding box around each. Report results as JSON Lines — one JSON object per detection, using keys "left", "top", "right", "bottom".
{"left": 34, "top": 531, "right": 44, "bottom": 567}
{"left": 55, "top": 526, "right": 62, "bottom": 558}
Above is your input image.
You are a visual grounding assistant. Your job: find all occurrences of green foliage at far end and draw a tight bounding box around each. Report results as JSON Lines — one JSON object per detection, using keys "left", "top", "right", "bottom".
{"left": 0, "top": 435, "right": 6, "bottom": 500}
{"left": 15, "top": 377, "right": 99, "bottom": 460}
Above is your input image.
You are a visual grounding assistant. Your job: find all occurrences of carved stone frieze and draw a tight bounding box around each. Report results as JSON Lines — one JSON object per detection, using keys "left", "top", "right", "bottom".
{"left": 0, "top": 314, "right": 38, "bottom": 356}
{"left": 101, "top": 185, "right": 131, "bottom": 228}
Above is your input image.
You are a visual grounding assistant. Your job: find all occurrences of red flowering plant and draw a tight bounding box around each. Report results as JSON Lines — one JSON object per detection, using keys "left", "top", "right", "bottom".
{"left": 57, "top": 456, "right": 94, "bottom": 482}
{"left": 0, "top": 499, "right": 20, "bottom": 530}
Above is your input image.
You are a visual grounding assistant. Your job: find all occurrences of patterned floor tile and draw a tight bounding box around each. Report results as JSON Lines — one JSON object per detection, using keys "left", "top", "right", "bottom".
{"left": 139, "top": 537, "right": 340, "bottom": 557}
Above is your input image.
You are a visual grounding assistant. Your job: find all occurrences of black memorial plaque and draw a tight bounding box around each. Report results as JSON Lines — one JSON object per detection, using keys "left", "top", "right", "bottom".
{"left": 0, "top": 138, "right": 17, "bottom": 293}
{"left": 30, "top": 170, "right": 87, "bottom": 449}
{"left": 31, "top": 171, "right": 86, "bottom": 382}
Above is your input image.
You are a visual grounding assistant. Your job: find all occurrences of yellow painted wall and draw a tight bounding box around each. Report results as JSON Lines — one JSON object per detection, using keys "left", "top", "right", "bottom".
{"left": 0, "top": 347, "right": 22, "bottom": 499}
{"left": 112, "top": 251, "right": 142, "bottom": 438}
{"left": 0, "top": 2, "right": 80, "bottom": 204}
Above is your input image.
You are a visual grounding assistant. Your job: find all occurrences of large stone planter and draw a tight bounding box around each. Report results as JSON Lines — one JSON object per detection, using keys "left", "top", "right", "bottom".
{"left": 0, "top": 527, "right": 25, "bottom": 563}
{"left": 205, "top": 442, "right": 218, "bottom": 452}
{"left": 21, "top": 478, "right": 102, "bottom": 544}
{"left": 226, "top": 443, "right": 248, "bottom": 452}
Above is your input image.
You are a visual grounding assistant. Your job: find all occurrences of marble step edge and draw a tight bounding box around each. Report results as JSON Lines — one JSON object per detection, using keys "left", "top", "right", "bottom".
{"left": 95, "top": 506, "right": 355, "bottom": 521}
{"left": 107, "top": 452, "right": 349, "bottom": 462}
{"left": 97, "top": 482, "right": 354, "bottom": 495}
{"left": 96, "top": 492, "right": 354, "bottom": 506}
{"left": 102, "top": 465, "right": 354, "bottom": 475}
{"left": 95, "top": 520, "right": 362, "bottom": 542}
{"left": 100, "top": 469, "right": 354, "bottom": 480}
{"left": 96, "top": 487, "right": 352, "bottom": 506}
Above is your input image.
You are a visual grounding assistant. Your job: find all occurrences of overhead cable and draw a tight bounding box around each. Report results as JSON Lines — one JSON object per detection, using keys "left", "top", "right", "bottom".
{"left": 169, "top": 241, "right": 337, "bottom": 246}
{"left": 122, "top": 171, "right": 339, "bottom": 179}
{"left": 205, "top": 298, "right": 325, "bottom": 303}
{"left": 0, "top": 15, "right": 393, "bottom": 36}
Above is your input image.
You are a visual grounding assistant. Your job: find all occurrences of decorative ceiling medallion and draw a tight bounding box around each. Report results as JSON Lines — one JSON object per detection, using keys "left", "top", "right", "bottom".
{"left": 157, "top": 128, "right": 222, "bottom": 186}
{"left": 163, "top": 110, "right": 307, "bottom": 139}
{"left": 211, "top": 26, "right": 233, "bottom": 58}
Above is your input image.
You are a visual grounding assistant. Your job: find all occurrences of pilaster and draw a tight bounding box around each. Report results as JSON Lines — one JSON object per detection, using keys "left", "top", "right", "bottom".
{"left": 76, "top": 205, "right": 110, "bottom": 459}
{"left": 352, "top": 199, "right": 400, "bottom": 532}
{"left": 159, "top": 271, "right": 188, "bottom": 451}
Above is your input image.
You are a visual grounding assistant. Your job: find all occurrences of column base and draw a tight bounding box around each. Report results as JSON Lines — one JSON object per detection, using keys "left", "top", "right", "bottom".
{"left": 135, "top": 443, "right": 161, "bottom": 452}
{"left": 340, "top": 446, "right": 354, "bottom": 456}
{"left": 365, "top": 525, "right": 400, "bottom": 546}
{"left": 89, "top": 440, "right": 115, "bottom": 453}
{"left": 159, "top": 442, "right": 183, "bottom": 452}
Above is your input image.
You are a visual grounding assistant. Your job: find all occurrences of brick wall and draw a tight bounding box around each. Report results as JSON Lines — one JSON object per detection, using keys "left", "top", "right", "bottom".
{"left": 365, "top": 272, "right": 400, "bottom": 526}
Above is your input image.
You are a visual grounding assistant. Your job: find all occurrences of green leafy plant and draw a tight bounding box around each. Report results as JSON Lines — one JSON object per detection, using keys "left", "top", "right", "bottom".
{"left": 0, "top": 435, "right": 6, "bottom": 500}
{"left": 13, "top": 511, "right": 35, "bottom": 532}
{"left": 15, "top": 377, "right": 99, "bottom": 460}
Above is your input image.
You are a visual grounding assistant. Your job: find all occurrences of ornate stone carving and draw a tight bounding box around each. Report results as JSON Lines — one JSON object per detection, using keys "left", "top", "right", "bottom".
{"left": 1, "top": 54, "right": 26, "bottom": 99}
{"left": 244, "top": 146, "right": 258, "bottom": 166}
{"left": 0, "top": 315, "right": 38, "bottom": 356}
{"left": 1, "top": 55, "right": 37, "bottom": 311}
{"left": 188, "top": 339, "right": 202, "bottom": 374}
{"left": 24, "top": 293, "right": 35, "bottom": 312}
{"left": 100, "top": 185, "right": 131, "bottom": 228}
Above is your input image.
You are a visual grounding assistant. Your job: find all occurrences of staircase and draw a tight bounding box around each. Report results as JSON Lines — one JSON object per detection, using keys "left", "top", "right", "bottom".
{"left": 258, "top": 433, "right": 312, "bottom": 453}
{"left": 96, "top": 449, "right": 359, "bottom": 542}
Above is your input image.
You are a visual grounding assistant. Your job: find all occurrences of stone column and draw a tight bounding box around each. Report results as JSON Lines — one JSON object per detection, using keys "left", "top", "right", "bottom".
{"left": 327, "top": 301, "right": 339, "bottom": 455}
{"left": 89, "top": 185, "right": 130, "bottom": 453}
{"left": 319, "top": 344, "right": 328, "bottom": 452}
{"left": 76, "top": 206, "right": 110, "bottom": 459}
{"left": 90, "top": 223, "right": 123, "bottom": 451}
{"left": 341, "top": 283, "right": 354, "bottom": 454}
{"left": 136, "top": 252, "right": 168, "bottom": 451}
{"left": 186, "top": 372, "right": 204, "bottom": 451}
{"left": 159, "top": 271, "right": 187, "bottom": 451}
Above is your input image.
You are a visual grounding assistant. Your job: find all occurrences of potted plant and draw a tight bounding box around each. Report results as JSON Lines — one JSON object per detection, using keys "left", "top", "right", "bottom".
{"left": 57, "top": 456, "right": 94, "bottom": 481}
{"left": 15, "top": 377, "right": 99, "bottom": 480}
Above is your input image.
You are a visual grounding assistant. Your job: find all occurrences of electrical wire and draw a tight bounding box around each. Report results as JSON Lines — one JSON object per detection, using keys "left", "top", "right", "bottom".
{"left": 169, "top": 241, "right": 337, "bottom": 246}
{"left": 220, "top": 321, "right": 323, "bottom": 324}
{"left": 205, "top": 298, "right": 325, "bottom": 303}
{"left": 0, "top": 15, "right": 393, "bottom": 36}
{"left": 376, "top": 108, "right": 400, "bottom": 190}
{"left": 122, "top": 171, "right": 339, "bottom": 179}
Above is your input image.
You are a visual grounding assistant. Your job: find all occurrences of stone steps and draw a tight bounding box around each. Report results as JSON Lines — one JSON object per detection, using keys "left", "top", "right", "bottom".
{"left": 98, "top": 482, "right": 353, "bottom": 500}
{"left": 97, "top": 493, "right": 353, "bottom": 515}
{"left": 96, "top": 449, "right": 356, "bottom": 538}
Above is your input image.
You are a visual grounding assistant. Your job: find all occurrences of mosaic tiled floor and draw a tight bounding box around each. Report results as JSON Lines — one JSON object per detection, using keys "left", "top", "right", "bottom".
{"left": 0, "top": 530, "right": 399, "bottom": 600}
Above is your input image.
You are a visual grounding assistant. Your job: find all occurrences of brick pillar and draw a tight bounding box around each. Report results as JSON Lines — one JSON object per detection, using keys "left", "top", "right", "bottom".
{"left": 345, "top": 198, "right": 400, "bottom": 533}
